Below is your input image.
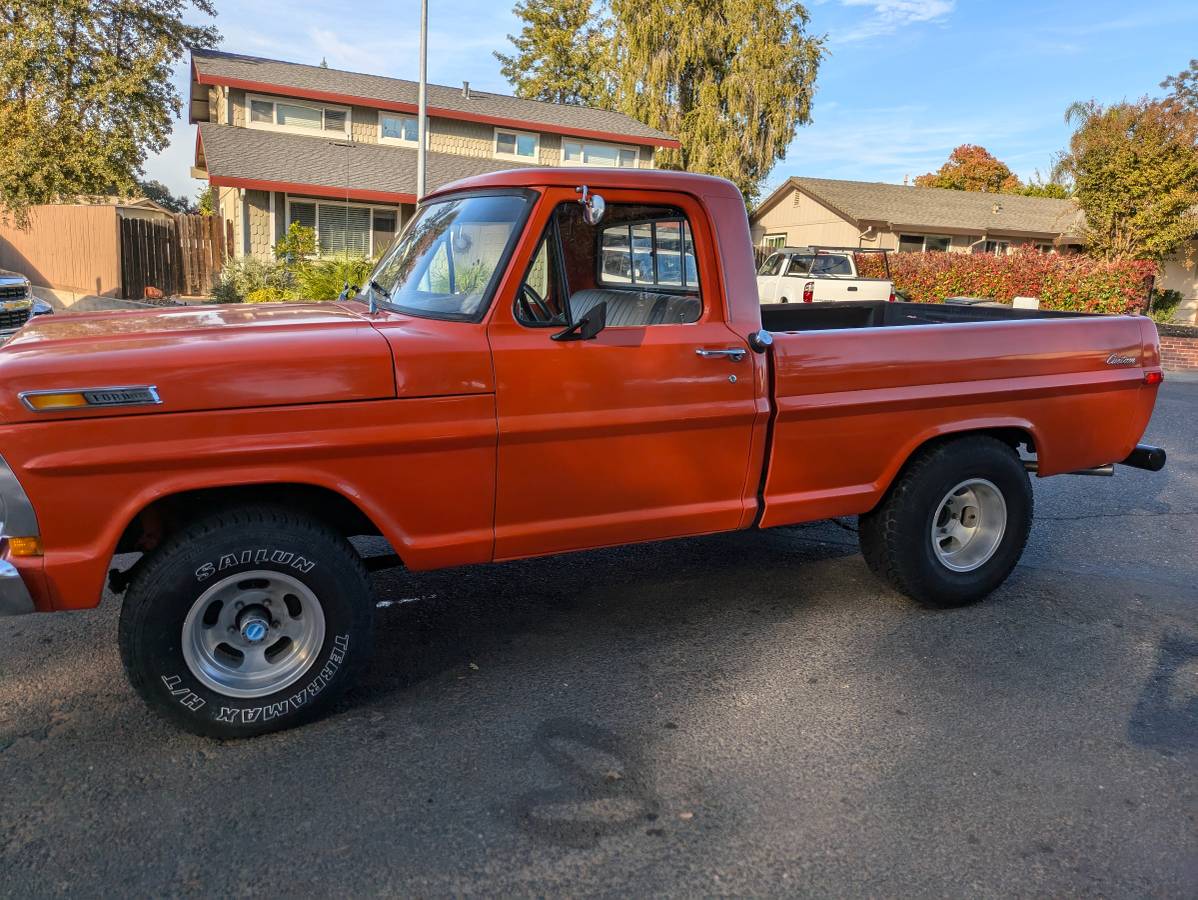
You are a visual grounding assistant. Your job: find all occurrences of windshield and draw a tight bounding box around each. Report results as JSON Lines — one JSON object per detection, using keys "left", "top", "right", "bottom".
{"left": 362, "top": 192, "right": 530, "bottom": 319}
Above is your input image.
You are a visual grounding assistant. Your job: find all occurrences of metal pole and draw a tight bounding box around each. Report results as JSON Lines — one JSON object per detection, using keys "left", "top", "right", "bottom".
{"left": 416, "top": 0, "right": 428, "bottom": 200}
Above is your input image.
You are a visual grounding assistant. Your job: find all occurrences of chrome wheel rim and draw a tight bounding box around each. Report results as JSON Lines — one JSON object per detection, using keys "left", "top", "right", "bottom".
{"left": 930, "top": 479, "right": 1007, "bottom": 573}
{"left": 181, "top": 570, "right": 326, "bottom": 698}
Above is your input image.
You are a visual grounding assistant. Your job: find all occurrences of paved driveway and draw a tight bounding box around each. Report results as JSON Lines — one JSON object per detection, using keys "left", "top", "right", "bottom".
{"left": 1, "top": 384, "right": 1195, "bottom": 896}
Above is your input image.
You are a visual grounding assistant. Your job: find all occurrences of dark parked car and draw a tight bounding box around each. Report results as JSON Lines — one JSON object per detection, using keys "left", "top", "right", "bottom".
{"left": 0, "top": 269, "right": 53, "bottom": 340}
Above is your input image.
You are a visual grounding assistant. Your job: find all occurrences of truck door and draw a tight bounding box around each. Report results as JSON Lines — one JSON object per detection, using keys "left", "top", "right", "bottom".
{"left": 486, "top": 188, "right": 761, "bottom": 560}
{"left": 756, "top": 252, "right": 783, "bottom": 303}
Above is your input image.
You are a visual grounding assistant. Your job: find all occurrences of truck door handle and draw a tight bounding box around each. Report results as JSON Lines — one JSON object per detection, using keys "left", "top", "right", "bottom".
{"left": 696, "top": 347, "right": 746, "bottom": 361}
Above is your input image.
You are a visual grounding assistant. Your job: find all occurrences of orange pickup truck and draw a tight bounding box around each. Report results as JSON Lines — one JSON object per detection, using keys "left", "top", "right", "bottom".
{"left": 0, "top": 169, "right": 1167, "bottom": 737}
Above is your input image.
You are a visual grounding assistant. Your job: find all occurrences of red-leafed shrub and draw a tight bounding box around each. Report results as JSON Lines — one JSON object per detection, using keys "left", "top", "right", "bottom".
{"left": 887, "top": 248, "right": 1157, "bottom": 314}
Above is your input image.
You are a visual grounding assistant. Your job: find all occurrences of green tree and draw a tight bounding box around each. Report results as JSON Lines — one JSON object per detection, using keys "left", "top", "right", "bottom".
{"left": 494, "top": 0, "right": 612, "bottom": 106}
{"left": 1020, "top": 155, "right": 1072, "bottom": 198}
{"left": 196, "top": 185, "right": 216, "bottom": 216}
{"left": 609, "top": 0, "right": 823, "bottom": 203}
{"left": 1161, "top": 58, "right": 1198, "bottom": 113}
{"left": 1061, "top": 99, "right": 1198, "bottom": 261}
{"left": 496, "top": 0, "right": 824, "bottom": 203}
{"left": 0, "top": 0, "right": 219, "bottom": 225}
{"left": 915, "top": 144, "right": 1023, "bottom": 193}
{"left": 136, "top": 178, "right": 195, "bottom": 214}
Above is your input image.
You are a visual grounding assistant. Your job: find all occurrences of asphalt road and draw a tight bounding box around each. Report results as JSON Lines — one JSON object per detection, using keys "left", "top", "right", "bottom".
{"left": 2, "top": 382, "right": 1195, "bottom": 897}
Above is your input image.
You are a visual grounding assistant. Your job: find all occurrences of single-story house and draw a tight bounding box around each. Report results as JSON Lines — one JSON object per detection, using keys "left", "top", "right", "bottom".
{"left": 188, "top": 49, "right": 679, "bottom": 260}
{"left": 750, "top": 177, "right": 1198, "bottom": 320}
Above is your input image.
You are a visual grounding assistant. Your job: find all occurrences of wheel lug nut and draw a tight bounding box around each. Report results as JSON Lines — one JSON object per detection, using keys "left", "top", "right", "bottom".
{"left": 235, "top": 601, "right": 244, "bottom": 609}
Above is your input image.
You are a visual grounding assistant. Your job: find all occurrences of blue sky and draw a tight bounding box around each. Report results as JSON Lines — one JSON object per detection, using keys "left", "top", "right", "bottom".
{"left": 146, "top": 0, "right": 1198, "bottom": 201}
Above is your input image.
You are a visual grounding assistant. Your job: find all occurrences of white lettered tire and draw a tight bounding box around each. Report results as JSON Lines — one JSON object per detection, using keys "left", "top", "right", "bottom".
{"left": 118, "top": 504, "right": 374, "bottom": 738}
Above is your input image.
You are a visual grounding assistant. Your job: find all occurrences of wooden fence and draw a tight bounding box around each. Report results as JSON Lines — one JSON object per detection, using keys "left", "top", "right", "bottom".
{"left": 0, "top": 205, "right": 231, "bottom": 300}
{"left": 0, "top": 205, "right": 122, "bottom": 295}
{"left": 120, "top": 214, "right": 232, "bottom": 300}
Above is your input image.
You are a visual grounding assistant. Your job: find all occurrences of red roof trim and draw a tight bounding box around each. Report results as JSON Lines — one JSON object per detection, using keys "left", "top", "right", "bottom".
{"left": 208, "top": 175, "right": 416, "bottom": 205}
{"left": 194, "top": 71, "right": 682, "bottom": 150}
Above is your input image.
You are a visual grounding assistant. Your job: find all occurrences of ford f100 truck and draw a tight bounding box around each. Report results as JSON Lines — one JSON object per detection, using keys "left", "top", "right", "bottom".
{"left": 0, "top": 169, "right": 1166, "bottom": 738}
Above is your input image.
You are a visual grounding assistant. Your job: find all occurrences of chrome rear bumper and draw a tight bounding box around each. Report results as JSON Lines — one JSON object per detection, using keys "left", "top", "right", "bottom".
{"left": 0, "top": 560, "right": 35, "bottom": 615}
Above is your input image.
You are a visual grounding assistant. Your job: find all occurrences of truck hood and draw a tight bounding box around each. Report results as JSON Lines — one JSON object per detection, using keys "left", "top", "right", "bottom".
{"left": 0, "top": 303, "right": 397, "bottom": 423}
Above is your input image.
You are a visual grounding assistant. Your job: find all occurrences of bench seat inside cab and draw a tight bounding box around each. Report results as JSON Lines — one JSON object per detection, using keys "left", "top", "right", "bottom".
{"left": 569, "top": 288, "right": 701, "bottom": 326}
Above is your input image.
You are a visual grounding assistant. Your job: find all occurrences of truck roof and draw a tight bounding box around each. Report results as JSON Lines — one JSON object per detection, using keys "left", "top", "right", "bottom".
{"left": 427, "top": 166, "right": 746, "bottom": 205}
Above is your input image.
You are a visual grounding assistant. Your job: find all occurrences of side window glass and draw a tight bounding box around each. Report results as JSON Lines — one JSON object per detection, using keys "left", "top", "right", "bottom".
{"left": 655, "top": 220, "right": 683, "bottom": 286}
{"left": 515, "top": 232, "right": 568, "bottom": 327}
{"left": 784, "top": 255, "right": 812, "bottom": 277}
{"left": 631, "top": 223, "right": 653, "bottom": 285}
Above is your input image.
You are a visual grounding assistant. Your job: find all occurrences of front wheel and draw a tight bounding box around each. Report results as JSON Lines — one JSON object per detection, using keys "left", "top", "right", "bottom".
{"left": 118, "top": 505, "right": 374, "bottom": 738}
{"left": 858, "top": 435, "right": 1033, "bottom": 607}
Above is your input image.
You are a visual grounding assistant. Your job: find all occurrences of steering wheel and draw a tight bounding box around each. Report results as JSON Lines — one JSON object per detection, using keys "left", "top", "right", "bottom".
{"left": 518, "top": 282, "right": 553, "bottom": 323}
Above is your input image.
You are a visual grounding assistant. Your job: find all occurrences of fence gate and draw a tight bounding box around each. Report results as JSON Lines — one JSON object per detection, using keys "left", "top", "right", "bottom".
{"left": 119, "top": 214, "right": 230, "bottom": 300}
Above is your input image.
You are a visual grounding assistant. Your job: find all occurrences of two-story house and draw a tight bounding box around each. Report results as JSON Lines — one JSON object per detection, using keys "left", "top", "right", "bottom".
{"left": 189, "top": 49, "right": 679, "bottom": 260}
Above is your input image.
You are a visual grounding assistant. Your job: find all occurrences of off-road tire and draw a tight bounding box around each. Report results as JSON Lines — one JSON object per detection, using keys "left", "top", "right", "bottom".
{"left": 858, "top": 435, "right": 1033, "bottom": 607}
{"left": 118, "top": 504, "right": 374, "bottom": 738}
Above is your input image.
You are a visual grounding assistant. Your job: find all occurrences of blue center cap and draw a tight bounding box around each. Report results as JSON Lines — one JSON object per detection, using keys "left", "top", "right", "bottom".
{"left": 242, "top": 618, "right": 269, "bottom": 643}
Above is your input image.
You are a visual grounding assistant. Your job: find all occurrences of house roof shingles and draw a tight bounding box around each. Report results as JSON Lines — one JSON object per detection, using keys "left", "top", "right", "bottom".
{"left": 775, "top": 176, "right": 1085, "bottom": 239}
{"left": 197, "top": 122, "right": 529, "bottom": 202}
{"left": 192, "top": 49, "right": 677, "bottom": 147}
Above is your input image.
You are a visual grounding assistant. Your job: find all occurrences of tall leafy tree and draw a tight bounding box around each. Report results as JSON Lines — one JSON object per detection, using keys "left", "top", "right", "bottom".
{"left": 497, "top": 0, "right": 824, "bottom": 203}
{"left": 1061, "top": 99, "right": 1198, "bottom": 261}
{"left": 136, "top": 178, "right": 195, "bottom": 214}
{"left": 1161, "top": 58, "right": 1198, "bottom": 114}
{"left": 495, "top": 0, "right": 612, "bottom": 106}
{"left": 0, "top": 0, "right": 219, "bottom": 225}
{"left": 609, "top": 0, "right": 823, "bottom": 202}
{"left": 915, "top": 144, "right": 1023, "bottom": 193}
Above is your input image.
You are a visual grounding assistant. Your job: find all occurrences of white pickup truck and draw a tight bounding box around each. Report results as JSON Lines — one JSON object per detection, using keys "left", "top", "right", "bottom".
{"left": 757, "top": 246, "right": 894, "bottom": 304}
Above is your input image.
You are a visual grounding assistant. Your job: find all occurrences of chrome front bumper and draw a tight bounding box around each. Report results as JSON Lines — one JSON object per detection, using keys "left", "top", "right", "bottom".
{"left": 0, "top": 560, "right": 35, "bottom": 615}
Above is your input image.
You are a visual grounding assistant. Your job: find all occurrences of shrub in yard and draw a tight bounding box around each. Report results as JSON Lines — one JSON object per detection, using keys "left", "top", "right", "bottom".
{"left": 212, "top": 256, "right": 292, "bottom": 304}
{"left": 296, "top": 256, "right": 375, "bottom": 302}
{"left": 245, "top": 286, "right": 286, "bottom": 303}
{"left": 1148, "top": 288, "right": 1185, "bottom": 324}
{"left": 888, "top": 248, "right": 1157, "bottom": 314}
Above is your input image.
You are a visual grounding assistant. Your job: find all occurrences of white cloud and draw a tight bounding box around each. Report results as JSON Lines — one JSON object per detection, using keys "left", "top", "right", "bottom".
{"left": 835, "top": 0, "right": 955, "bottom": 42}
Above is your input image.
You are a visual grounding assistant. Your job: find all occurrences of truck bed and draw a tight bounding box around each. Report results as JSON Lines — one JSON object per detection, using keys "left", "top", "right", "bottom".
{"left": 757, "top": 306, "right": 1160, "bottom": 529}
{"left": 761, "top": 300, "right": 1085, "bottom": 333}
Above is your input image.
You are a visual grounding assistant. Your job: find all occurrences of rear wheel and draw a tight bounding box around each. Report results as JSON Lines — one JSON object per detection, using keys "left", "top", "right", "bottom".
{"left": 859, "top": 436, "right": 1033, "bottom": 607}
{"left": 118, "top": 504, "right": 374, "bottom": 738}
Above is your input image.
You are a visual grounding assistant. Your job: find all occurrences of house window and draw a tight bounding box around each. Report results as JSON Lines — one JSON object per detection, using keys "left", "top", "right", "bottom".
{"left": 1035, "top": 243, "right": 1055, "bottom": 254}
{"left": 287, "top": 199, "right": 394, "bottom": 258}
{"left": 983, "top": 239, "right": 1010, "bottom": 256}
{"left": 494, "top": 129, "right": 538, "bottom": 160}
{"left": 763, "top": 234, "right": 787, "bottom": 249}
{"left": 380, "top": 114, "right": 419, "bottom": 145}
{"left": 247, "top": 94, "right": 350, "bottom": 138}
{"left": 898, "top": 233, "right": 951, "bottom": 252}
{"left": 563, "top": 139, "right": 639, "bottom": 168}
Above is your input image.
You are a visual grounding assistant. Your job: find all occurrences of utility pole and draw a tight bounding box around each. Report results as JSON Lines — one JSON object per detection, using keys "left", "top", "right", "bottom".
{"left": 416, "top": 0, "right": 428, "bottom": 200}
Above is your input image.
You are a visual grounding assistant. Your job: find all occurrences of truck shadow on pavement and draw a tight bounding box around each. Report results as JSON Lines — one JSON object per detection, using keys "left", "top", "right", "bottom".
{"left": 352, "top": 524, "right": 861, "bottom": 703}
{"left": 1127, "top": 631, "right": 1198, "bottom": 753}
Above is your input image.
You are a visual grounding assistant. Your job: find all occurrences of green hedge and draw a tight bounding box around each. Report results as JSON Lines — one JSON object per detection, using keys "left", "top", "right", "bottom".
{"left": 884, "top": 248, "right": 1158, "bottom": 314}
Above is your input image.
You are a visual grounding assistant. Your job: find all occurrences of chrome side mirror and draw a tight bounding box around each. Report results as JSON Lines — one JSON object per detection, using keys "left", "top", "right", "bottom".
{"left": 576, "top": 185, "right": 606, "bottom": 226}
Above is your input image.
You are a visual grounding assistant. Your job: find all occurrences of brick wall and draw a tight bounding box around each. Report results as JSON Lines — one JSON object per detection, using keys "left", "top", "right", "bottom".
{"left": 1159, "top": 325, "right": 1198, "bottom": 371}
